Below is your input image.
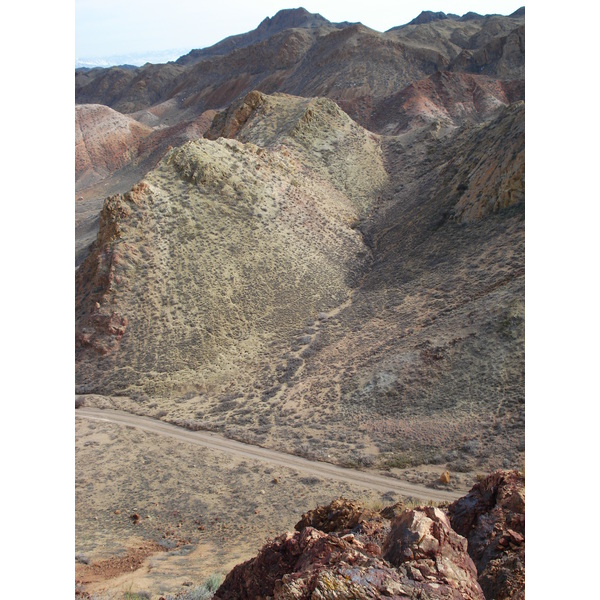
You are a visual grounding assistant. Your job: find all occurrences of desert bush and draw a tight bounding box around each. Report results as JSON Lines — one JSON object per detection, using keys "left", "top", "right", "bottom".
{"left": 450, "top": 459, "right": 474, "bottom": 473}
{"left": 164, "top": 574, "right": 223, "bottom": 599}
{"left": 384, "top": 454, "right": 412, "bottom": 469}
{"left": 205, "top": 574, "right": 223, "bottom": 593}
{"left": 123, "top": 591, "right": 150, "bottom": 599}
{"left": 461, "top": 440, "right": 480, "bottom": 454}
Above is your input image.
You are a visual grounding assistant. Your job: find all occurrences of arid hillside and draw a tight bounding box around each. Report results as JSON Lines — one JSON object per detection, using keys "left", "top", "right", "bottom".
{"left": 76, "top": 89, "right": 524, "bottom": 478}
{"left": 76, "top": 92, "right": 387, "bottom": 395}
{"left": 75, "top": 7, "right": 524, "bottom": 266}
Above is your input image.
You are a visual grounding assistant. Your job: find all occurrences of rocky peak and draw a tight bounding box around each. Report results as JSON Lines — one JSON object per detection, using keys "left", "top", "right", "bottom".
{"left": 459, "top": 11, "right": 485, "bottom": 21}
{"left": 408, "top": 10, "right": 449, "bottom": 25}
{"left": 257, "top": 7, "right": 330, "bottom": 31}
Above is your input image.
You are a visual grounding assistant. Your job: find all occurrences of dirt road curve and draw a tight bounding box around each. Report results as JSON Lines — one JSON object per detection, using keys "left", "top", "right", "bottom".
{"left": 76, "top": 407, "right": 463, "bottom": 503}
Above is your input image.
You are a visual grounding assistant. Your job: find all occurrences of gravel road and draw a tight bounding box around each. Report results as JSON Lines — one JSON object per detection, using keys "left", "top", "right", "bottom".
{"left": 76, "top": 406, "right": 463, "bottom": 502}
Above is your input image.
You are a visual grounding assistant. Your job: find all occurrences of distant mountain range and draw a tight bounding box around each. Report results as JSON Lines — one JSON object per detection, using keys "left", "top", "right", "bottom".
{"left": 76, "top": 48, "right": 192, "bottom": 69}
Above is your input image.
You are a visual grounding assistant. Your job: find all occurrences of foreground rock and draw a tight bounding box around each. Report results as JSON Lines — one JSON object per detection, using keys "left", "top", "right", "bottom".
{"left": 215, "top": 471, "right": 524, "bottom": 599}
{"left": 448, "top": 470, "right": 525, "bottom": 600}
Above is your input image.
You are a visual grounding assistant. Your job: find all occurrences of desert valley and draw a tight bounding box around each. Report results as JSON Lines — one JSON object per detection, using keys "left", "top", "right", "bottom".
{"left": 75, "top": 6, "right": 525, "bottom": 599}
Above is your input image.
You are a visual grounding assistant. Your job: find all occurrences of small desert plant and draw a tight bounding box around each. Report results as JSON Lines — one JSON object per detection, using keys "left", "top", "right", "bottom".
{"left": 123, "top": 588, "right": 150, "bottom": 599}
{"left": 204, "top": 573, "right": 223, "bottom": 593}
{"left": 164, "top": 574, "right": 223, "bottom": 599}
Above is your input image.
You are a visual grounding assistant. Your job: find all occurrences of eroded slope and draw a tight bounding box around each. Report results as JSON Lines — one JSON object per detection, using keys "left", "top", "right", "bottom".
{"left": 76, "top": 93, "right": 387, "bottom": 398}
{"left": 76, "top": 92, "right": 524, "bottom": 482}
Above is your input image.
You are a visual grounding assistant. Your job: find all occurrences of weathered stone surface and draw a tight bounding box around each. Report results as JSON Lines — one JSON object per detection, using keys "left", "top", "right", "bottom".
{"left": 296, "top": 498, "right": 391, "bottom": 556}
{"left": 216, "top": 500, "right": 484, "bottom": 600}
{"left": 295, "top": 498, "right": 379, "bottom": 534}
{"left": 447, "top": 470, "right": 525, "bottom": 599}
{"left": 383, "top": 507, "right": 484, "bottom": 600}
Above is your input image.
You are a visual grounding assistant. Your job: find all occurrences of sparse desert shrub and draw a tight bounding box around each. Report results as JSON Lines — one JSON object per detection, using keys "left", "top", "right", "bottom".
{"left": 165, "top": 574, "right": 223, "bottom": 599}
{"left": 300, "top": 346, "right": 315, "bottom": 359}
{"left": 384, "top": 454, "right": 412, "bottom": 469}
{"left": 299, "top": 476, "right": 322, "bottom": 486}
{"left": 123, "top": 591, "right": 150, "bottom": 599}
{"left": 205, "top": 574, "right": 223, "bottom": 593}
{"left": 450, "top": 459, "right": 473, "bottom": 473}
{"left": 462, "top": 440, "right": 480, "bottom": 454}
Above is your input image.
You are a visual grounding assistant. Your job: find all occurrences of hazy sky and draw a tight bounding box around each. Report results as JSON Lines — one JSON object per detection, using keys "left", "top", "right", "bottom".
{"left": 76, "top": 0, "right": 525, "bottom": 61}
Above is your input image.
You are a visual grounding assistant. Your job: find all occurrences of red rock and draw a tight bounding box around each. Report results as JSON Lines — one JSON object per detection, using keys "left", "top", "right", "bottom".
{"left": 448, "top": 470, "right": 525, "bottom": 600}
{"left": 506, "top": 529, "right": 523, "bottom": 544}
{"left": 216, "top": 503, "right": 484, "bottom": 599}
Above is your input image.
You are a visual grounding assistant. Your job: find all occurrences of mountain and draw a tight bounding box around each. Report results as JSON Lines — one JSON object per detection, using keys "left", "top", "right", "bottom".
{"left": 75, "top": 8, "right": 524, "bottom": 127}
{"left": 75, "top": 8, "right": 524, "bottom": 264}
{"left": 176, "top": 7, "right": 352, "bottom": 65}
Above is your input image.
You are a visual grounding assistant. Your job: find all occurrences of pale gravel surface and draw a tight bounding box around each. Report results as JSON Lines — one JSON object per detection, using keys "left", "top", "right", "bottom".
{"left": 77, "top": 407, "right": 464, "bottom": 503}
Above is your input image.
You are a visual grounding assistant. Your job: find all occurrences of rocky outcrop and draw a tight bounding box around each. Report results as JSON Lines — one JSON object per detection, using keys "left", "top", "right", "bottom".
{"left": 449, "top": 25, "right": 525, "bottom": 79}
{"left": 75, "top": 184, "right": 149, "bottom": 356}
{"left": 448, "top": 101, "right": 525, "bottom": 222}
{"left": 215, "top": 498, "right": 486, "bottom": 599}
{"left": 216, "top": 473, "right": 524, "bottom": 599}
{"left": 447, "top": 470, "right": 525, "bottom": 600}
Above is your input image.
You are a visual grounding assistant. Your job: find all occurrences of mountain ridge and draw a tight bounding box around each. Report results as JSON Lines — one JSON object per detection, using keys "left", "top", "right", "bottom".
{"left": 175, "top": 7, "right": 353, "bottom": 66}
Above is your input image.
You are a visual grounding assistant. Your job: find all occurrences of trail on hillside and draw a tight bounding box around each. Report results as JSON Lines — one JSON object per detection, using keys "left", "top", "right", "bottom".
{"left": 76, "top": 407, "right": 463, "bottom": 502}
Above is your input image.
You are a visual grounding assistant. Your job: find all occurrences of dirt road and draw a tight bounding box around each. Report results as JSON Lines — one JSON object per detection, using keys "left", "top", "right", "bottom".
{"left": 76, "top": 407, "right": 463, "bottom": 502}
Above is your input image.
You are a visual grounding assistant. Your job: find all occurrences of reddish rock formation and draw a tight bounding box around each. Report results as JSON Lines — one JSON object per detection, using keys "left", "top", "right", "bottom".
{"left": 216, "top": 498, "right": 484, "bottom": 600}
{"left": 295, "top": 498, "right": 392, "bottom": 555}
{"left": 75, "top": 104, "right": 152, "bottom": 189}
{"left": 383, "top": 507, "right": 483, "bottom": 599}
{"left": 447, "top": 470, "right": 525, "bottom": 600}
{"left": 371, "top": 71, "right": 524, "bottom": 134}
{"left": 75, "top": 183, "right": 150, "bottom": 356}
{"left": 215, "top": 473, "right": 525, "bottom": 599}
